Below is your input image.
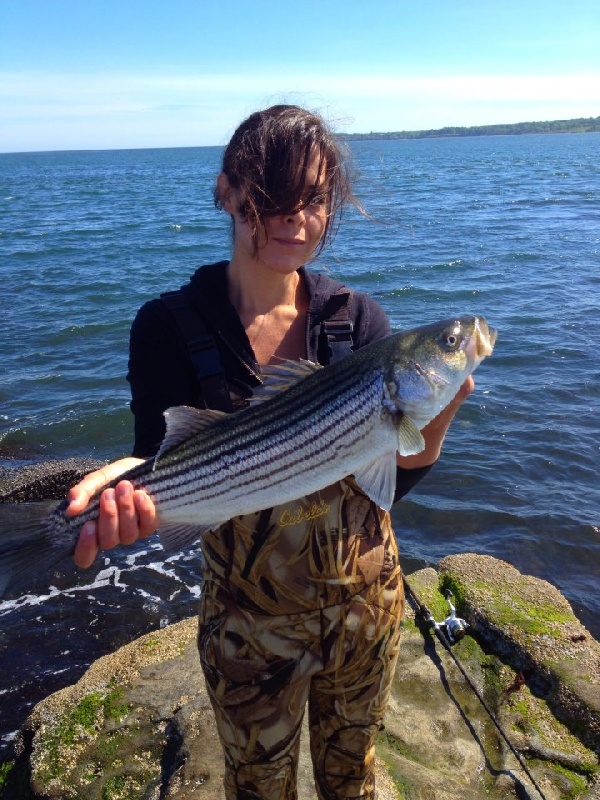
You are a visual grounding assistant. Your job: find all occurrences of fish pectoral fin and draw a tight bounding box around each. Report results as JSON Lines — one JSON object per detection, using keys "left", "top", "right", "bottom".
{"left": 249, "top": 359, "right": 322, "bottom": 404}
{"left": 155, "top": 406, "right": 228, "bottom": 463}
{"left": 158, "top": 520, "right": 223, "bottom": 552}
{"left": 353, "top": 452, "right": 398, "bottom": 511}
{"left": 396, "top": 415, "right": 426, "bottom": 456}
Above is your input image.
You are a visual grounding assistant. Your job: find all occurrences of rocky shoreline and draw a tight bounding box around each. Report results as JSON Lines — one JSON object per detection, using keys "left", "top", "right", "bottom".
{"left": 1, "top": 459, "right": 599, "bottom": 799}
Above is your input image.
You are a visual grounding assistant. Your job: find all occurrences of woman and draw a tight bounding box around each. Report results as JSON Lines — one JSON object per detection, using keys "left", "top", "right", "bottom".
{"left": 68, "top": 105, "right": 472, "bottom": 800}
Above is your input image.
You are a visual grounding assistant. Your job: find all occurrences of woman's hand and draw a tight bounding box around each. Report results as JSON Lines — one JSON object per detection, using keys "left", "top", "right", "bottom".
{"left": 67, "top": 458, "right": 159, "bottom": 568}
{"left": 396, "top": 376, "right": 475, "bottom": 469}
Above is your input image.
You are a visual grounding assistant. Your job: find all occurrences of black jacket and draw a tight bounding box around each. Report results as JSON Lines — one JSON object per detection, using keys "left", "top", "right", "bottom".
{"left": 127, "top": 261, "right": 431, "bottom": 497}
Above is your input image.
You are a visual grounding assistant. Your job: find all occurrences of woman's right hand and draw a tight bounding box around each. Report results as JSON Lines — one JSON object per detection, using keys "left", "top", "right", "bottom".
{"left": 67, "top": 458, "right": 159, "bottom": 568}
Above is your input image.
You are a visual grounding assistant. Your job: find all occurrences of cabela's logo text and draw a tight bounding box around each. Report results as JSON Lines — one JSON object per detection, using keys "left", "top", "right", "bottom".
{"left": 279, "top": 499, "right": 330, "bottom": 528}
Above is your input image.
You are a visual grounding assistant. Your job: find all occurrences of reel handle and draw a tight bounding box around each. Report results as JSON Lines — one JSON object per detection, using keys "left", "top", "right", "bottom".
{"left": 441, "top": 590, "right": 469, "bottom": 644}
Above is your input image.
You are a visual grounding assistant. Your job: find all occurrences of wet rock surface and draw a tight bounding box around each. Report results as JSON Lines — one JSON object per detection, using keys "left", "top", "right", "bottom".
{"left": 0, "top": 458, "right": 105, "bottom": 504}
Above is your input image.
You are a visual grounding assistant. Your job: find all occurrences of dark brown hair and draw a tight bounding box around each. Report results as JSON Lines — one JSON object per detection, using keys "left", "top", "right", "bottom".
{"left": 215, "top": 104, "right": 360, "bottom": 256}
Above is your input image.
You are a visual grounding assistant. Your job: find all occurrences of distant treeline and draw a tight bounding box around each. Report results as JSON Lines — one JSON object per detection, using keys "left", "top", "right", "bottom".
{"left": 342, "top": 116, "right": 600, "bottom": 141}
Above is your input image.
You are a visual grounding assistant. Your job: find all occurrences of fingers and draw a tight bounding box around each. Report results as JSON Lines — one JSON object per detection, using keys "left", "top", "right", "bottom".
{"left": 446, "top": 376, "right": 475, "bottom": 412}
{"left": 458, "top": 375, "right": 475, "bottom": 401}
{"left": 73, "top": 488, "right": 122, "bottom": 567}
{"left": 66, "top": 468, "right": 110, "bottom": 516}
{"left": 96, "top": 487, "right": 121, "bottom": 549}
{"left": 66, "top": 458, "right": 146, "bottom": 517}
{"left": 112, "top": 482, "right": 138, "bottom": 546}
{"left": 135, "top": 489, "right": 159, "bottom": 538}
{"left": 72, "top": 482, "right": 159, "bottom": 569}
{"left": 94, "top": 481, "right": 154, "bottom": 547}
{"left": 73, "top": 521, "right": 100, "bottom": 569}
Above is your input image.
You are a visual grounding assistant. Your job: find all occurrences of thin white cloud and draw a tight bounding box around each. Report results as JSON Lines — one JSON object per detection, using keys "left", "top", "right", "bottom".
{"left": 4, "top": 69, "right": 600, "bottom": 99}
{"left": 1, "top": 70, "right": 598, "bottom": 151}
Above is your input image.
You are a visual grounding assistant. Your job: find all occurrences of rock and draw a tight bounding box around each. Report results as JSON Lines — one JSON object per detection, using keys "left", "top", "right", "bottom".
{"left": 0, "top": 458, "right": 106, "bottom": 503}
{"left": 3, "top": 560, "right": 599, "bottom": 799}
{"left": 439, "top": 554, "right": 600, "bottom": 753}
{"left": 3, "top": 618, "right": 396, "bottom": 800}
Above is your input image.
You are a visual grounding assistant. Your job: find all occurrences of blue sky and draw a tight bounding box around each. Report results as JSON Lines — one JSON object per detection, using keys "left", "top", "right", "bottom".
{"left": 1, "top": 0, "right": 599, "bottom": 152}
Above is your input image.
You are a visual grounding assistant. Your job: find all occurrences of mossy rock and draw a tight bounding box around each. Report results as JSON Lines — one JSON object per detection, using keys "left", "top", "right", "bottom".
{"left": 439, "top": 554, "right": 600, "bottom": 755}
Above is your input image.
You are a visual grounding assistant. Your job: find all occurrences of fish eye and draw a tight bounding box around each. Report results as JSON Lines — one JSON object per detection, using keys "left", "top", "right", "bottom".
{"left": 441, "top": 325, "right": 462, "bottom": 350}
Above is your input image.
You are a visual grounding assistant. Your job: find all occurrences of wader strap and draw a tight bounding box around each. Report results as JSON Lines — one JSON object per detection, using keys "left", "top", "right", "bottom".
{"left": 161, "top": 289, "right": 234, "bottom": 413}
{"left": 162, "top": 283, "right": 354, "bottom": 409}
{"left": 321, "top": 291, "right": 354, "bottom": 364}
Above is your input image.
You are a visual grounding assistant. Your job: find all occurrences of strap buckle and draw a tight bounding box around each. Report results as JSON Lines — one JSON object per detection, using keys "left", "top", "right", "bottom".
{"left": 322, "top": 319, "right": 354, "bottom": 363}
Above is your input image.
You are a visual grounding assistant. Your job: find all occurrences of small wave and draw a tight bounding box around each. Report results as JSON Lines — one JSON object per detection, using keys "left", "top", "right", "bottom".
{"left": 0, "top": 540, "right": 203, "bottom": 617}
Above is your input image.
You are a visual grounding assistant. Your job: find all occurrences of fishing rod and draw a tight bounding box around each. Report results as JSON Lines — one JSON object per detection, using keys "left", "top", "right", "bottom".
{"left": 402, "top": 575, "right": 549, "bottom": 800}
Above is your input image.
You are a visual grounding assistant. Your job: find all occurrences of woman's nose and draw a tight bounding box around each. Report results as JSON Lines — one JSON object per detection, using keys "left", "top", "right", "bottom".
{"left": 285, "top": 207, "right": 305, "bottom": 224}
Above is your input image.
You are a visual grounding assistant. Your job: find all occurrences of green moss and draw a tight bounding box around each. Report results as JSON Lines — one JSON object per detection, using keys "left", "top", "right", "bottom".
{"left": 35, "top": 688, "right": 132, "bottom": 786}
{"left": 441, "top": 569, "right": 576, "bottom": 639}
{"left": 549, "top": 763, "right": 590, "bottom": 798}
{"left": 379, "top": 758, "right": 414, "bottom": 799}
{"left": 439, "top": 575, "right": 468, "bottom": 610}
{"left": 405, "top": 577, "right": 455, "bottom": 633}
{"left": 95, "top": 730, "right": 130, "bottom": 762}
{"left": 451, "top": 629, "right": 480, "bottom": 660}
{"left": 376, "top": 730, "right": 422, "bottom": 765}
{"left": 475, "top": 581, "right": 571, "bottom": 636}
{"left": 59, "top": 688, "right": 128, "bottom": 743}
{"left": 0, "top": 760, "right": 14, "bottom": 788}
{"left": 80, "top": 762, "right": 100, "bottom": 786}
{"left": 70, "top": 692, "right": 105, "bottom": 736}
{"left": 103, "top": 688, "right": 130, "bottom": 722}
{"left": 504, "top": 681, "right": 598, "bottom": 776}
{"left": 100, "top": 771, "right": 152, "bottom": 800}
{"left": 101, "top": 774, "right": 126, "bottom": 799}
{"left": 376, "top": 739, "right": 417, "bottom": 799}
{"left": 478, "top": 653, "right": 504, "bottom": 727}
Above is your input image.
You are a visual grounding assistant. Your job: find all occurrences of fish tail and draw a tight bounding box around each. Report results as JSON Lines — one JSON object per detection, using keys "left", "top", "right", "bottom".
{"left": 0, "top": 501, "right": 72, "bottom": 598}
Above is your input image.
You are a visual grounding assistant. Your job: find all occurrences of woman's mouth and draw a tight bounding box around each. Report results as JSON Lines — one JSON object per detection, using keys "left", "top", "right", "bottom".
{"left": 274, "top": 237, "right": 305, "bottom": 247}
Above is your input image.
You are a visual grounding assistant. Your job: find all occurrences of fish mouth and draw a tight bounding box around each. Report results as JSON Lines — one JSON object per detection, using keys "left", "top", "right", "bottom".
{"left": 473, "top": 317, "right": 497, "bottom": 358}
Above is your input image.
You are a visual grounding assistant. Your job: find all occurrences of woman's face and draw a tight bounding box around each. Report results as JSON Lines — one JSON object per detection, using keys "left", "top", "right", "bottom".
{"left": 227, "top": 149, "right": 329, "bottom": 275}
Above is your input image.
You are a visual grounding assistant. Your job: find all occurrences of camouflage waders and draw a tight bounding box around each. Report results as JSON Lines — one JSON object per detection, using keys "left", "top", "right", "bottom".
{"left": 198, "top": 479, "right": 404, "bottom": 799}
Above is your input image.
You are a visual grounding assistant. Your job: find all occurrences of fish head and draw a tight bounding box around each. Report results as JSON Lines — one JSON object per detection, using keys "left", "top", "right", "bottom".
{"left": 386, "top": 315, "right": 497, "bottom": 428}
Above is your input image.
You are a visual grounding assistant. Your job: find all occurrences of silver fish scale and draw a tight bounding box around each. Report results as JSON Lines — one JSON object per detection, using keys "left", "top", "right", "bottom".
{"left": 137, "top": 353, "right": 391, "bottom": 517}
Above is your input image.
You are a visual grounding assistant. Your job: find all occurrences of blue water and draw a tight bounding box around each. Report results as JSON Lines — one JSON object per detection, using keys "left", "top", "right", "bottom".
{"left": 1, "top": 134, "right": 599, "bottom": 758}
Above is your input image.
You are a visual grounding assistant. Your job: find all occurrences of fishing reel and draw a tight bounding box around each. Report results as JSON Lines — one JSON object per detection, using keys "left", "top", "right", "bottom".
{"left": 436, "top": 590, "right": 469, "bottom": 645}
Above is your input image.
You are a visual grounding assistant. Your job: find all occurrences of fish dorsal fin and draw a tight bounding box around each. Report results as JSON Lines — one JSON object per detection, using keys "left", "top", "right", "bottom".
{"left": 353, "top": 452, "right": 398, "bottom": 511}
{"left": 396, "top": 415, "right": 426, "bottom": 456}
{"left": 156, "top": 405, "right": 228, "bottom": 462}
{"left": 250, "top": 359, "right": 323, "bottom": 405}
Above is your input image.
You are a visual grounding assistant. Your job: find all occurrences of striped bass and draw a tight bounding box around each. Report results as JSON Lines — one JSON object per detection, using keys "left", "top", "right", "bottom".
{"left": 0, "top": 315, "right": 496, "bottom": 595}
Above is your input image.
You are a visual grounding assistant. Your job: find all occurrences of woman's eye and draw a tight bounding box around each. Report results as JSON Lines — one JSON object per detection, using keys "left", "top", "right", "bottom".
{"left": 307, "top": 193, "right": 327, "bottom": 207}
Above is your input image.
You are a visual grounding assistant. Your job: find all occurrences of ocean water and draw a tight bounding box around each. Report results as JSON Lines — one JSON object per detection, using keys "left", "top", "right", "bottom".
{"left": 1, "top": 134, "right": 599, "bottom": 758}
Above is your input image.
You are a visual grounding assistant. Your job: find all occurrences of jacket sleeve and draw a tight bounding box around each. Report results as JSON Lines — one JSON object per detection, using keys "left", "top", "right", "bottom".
{"left": 127, "top": 299, "right": 197, "bottom": 458}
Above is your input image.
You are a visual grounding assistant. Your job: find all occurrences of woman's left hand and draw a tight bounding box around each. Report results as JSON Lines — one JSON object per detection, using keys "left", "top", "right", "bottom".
{"left": 66, "top": 459, "right": 158, "bottom": 568}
